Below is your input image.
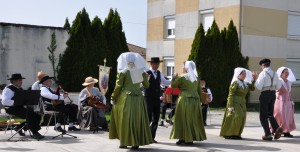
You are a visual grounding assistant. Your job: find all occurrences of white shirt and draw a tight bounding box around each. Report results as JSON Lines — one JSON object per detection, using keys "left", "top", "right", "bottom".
{"left": 150, "top": 68, "right": 171, "bottom": 86}
{"left": 40, "top": 86, "right": 64, "bottom": 100}
{"left": 79, "top": 87, "right": 107, "bottom": 105}
{"left": 207, "top": 88, "right": 213, "bottom": 102}
{"left": 31, "top": 80, "right": 42, "bottom": 90}
{"left": 1, "top": 84, "right": 20, "bottom": 106}
{"left": 255, "top": 67, "right": 282, "bottom": 91}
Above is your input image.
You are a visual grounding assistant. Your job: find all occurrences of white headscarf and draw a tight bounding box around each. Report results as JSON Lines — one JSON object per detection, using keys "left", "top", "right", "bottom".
{"left": 117, "top": 52, "right": 148, "bottom": 72}
{"left": 231, "top": 67, "right": 253, "bottom": 88}
{"left": 183, "top": 61, "right": 198, "bottom": 82}
{"left": 276, "top": 67, "right": 296, "bottom": 92}
{"left": 276, "top": 67, "right": 296, "bottom": 82}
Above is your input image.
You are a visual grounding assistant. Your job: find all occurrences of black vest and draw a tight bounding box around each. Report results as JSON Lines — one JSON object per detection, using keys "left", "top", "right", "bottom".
{"left": 7, "top": 85, "right": 23, "bottom": 100}
{"left": 41, "top": 86, "right": 58, "bottom": 106}
{"left": 144, "top": 70, "right": 161, "bottom": 97}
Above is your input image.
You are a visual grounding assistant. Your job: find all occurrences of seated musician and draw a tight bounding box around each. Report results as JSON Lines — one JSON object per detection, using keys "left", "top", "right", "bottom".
{"left": 1, "top": 73, "right": 44, "bottom": 139}
{"left": 78, "top": 76, "right": 108, "bottom": 131}
{"left": 200, "top": 78, "right": 213, "bottom": 126}
{"left": 39, "top": 75, "right": 80, "bottom": 133}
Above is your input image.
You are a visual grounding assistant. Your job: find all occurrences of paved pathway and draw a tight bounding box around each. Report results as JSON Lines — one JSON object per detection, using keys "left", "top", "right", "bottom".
{"left": 0, "top": 111, "right": 299, "bottom": 152}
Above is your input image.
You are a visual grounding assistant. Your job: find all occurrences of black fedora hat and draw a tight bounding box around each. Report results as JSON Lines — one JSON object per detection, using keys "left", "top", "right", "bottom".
{"left": 39, "top": 75, "right": 54, "bottom": 84}
{"left": 7, "top": 73, "right": 26, "bottom": 80}
{"left": 259, "top": 58, "right": 271, "bottom": 65}
{"left": 148, "top": 57, "right": 163, "bottom": 63}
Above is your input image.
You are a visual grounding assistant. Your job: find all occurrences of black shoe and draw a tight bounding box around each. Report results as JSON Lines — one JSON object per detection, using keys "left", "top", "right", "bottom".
{"left": 166, "top": 119, "right": 173, "bottom": 125}
{"left": 231, "top": 136, "right": 242, "bottom": 140}
{"left": 89, "top": 126, "right": 97, "bottom": 131}
{"left": 32, "top": 132, "right": 45, "bottom": 140}
{"left": 119, "top": 146, "right": 127, "bottom": 149}
{"left": 131, "top": 146, "right": 139, "bottom": 150}
{"left": 101, "top": 127, "right": 109, "bottom": 132}
{"left": 159, "top": 121, "right": 164, "bottom": 126}
{"left": 284, "top": 133, "right": 293, "bottom": 138}
{"left": 262, "top": 135, "right": 273, "bottom": 141}
{"left": 54, "top": 126, "right": 67, "bottom": 133}
{"left": 153, "top": 139, "right": 158, "bottom": 143}
{"left": 68, "top": 126, "right": 81, "bottom": 131}
{"left": 224, "top": 136, "right": 232, "bottom": 139}
{"left": 14, "top": 126, "right": 25, "bottom": 136}
{"left": 274, "top": 127, "right": 283, "bottom": 139}
{"left": 176, "top": 139, "right": 185, "bottom": 145}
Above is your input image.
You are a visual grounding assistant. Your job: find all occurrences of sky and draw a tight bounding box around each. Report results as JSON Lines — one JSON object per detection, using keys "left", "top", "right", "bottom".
{"left": 0, "top": 0, "right": 147, "bottom": 47}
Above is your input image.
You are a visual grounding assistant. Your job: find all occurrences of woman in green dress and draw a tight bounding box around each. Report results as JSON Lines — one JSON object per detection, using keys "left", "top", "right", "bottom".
{"left": 220, "top": 67, "right": 257, "bottom": 139}
{"left": 109, "top": 52, "right": 153, "bottom": 150}
{"left": 170, "top": 61, "right": 207, "bottom": 145}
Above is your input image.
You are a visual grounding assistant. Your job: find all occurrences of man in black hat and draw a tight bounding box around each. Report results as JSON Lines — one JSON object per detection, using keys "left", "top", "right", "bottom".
{"left": 255, "top": 58, "right": 283, "bottom": 141}
{"left": 39, "top": 75, "right": 80, "bottom": 133}
{"left": 145, "top": 57, "right": 171, "bottom": 143}
{"left": 1, "top": 73, "right": 44, "bottom": 139}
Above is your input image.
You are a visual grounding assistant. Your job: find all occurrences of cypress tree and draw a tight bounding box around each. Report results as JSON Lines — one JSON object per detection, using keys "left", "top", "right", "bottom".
{"left": 188, "top": 23, "right": 205, "bottom": 76}
{"left": 203, "top": 20, "right": 226, "bottom": 107}
{"left": 58, "top": 8, "right": 93, "bottom": 91}
{"left": 90, "top": 16, "right": 109, "bottom": 86}
{"left": 103, "top": 9, "right": 129, "bottom": 100}
{"left": 188, "top": 20, "right": 249, "bottom": 107}
{"left": 225, "top": 20, "right": 248, "bottom": 69}
{"left": 64, "top": 18, "right": 71, "bottom": 34}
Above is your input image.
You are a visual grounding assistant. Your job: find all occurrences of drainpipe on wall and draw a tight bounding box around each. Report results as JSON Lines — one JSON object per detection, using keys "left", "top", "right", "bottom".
{"left": 239, "top": 0, "right": 243, "bottom": 52}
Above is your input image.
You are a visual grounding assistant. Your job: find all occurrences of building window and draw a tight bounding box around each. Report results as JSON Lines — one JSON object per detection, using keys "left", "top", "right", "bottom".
{"left": 200, "top": 9, "right": 214, "bottom": 33}
{"left": 288, "top": 11, "right": 300, "bottom": 40}
{"left": 164, "top": 57, "right": 174, "bottom": 79}
{"left": 165, "top": 16, "right": 175, "bottom": 39}
{"left": 166, "top": 66, "right": 174, "bottom": 78}
{"left": 287, "top": 59, "right": 300, "bottom": 81}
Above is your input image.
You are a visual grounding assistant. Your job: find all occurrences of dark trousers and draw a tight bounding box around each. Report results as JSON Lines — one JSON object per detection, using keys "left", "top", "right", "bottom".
{"left": 201, "top": 104, "right": 208, "bottom": 123}
{"left": 259, "top": 90, "right": 279, "bottom": 136}
{"left": 145, "top": 97, "right": 160, "bottom": 139}
{"left": 160, "top": 102, "right": 175, "bottom": 120}
{"left": 46, "top": 104, "right": 78, "bottom": 124}
{"left": 6, "top": 106, "right": 41, "bottom": 133}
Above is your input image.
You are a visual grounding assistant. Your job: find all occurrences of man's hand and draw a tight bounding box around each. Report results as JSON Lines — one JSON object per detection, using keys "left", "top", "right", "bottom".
{"left": 63, "top": 92, "right": 68, "bottom": 98}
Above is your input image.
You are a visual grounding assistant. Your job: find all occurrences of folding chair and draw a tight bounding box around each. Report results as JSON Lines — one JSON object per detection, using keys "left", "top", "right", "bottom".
{"left": 39, "top": 99, "right": 59, "bottom": 135}
{"left": 0, "top": 109, "right": 15, "bottom": 134}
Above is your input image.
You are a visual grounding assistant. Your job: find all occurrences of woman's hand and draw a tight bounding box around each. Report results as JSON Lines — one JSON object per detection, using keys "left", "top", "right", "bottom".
{"left": 227, "top": 107, "right": 234, "bottom": 112}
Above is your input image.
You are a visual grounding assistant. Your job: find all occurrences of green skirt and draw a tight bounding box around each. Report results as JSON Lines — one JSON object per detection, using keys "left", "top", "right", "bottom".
{"left": 109, "top": 93, "right": 153, "bottom": 146}
{"left": 170, "top": 96, "right": 207, "bottom": 142}
{"left": 220, "top": 102, "right": 246, "bottom": 137}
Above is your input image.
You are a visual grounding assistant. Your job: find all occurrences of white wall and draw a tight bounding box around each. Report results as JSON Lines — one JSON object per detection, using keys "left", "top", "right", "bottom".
{"left": 199, "top": 0, "right": 240, "bottom": 10}
{"left": 175, "top": 12, "right": 199, "bottom": 39}
{"left": 0, "top": 23, "right": 69, "bottom": 89}
{"left": 148, "top": 0, "right": 176, "bottom": 19}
